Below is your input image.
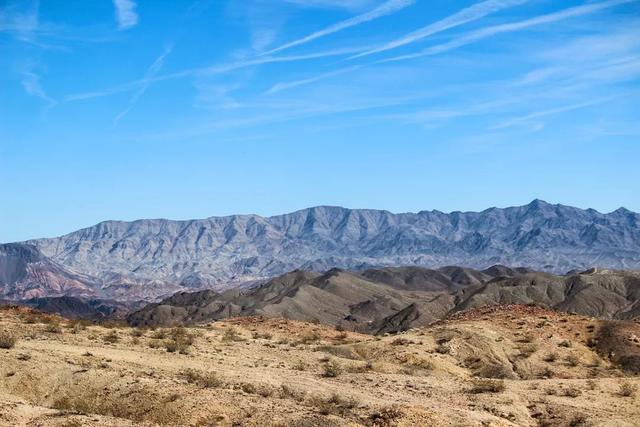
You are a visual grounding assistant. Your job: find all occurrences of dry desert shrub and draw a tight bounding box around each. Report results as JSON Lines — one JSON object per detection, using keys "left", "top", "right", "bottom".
{"left": 165, "top": 327, "right": 195, "bottom": 353}
{"left": 279, "top": 384, "right": 306, "bottom": 402}
{"left": 252, "top": 331, "right": 273, "bottom": 340}
{"left": 103, "top": 330, "right": 119, "bottom": 344}
{"left": 221, "top": 326, "right": 242, "bottom": 342}
{"left": 517, "top": 343, "right": 538, "bottom": 359}
{"left": 617, "top": 381, "right": 637, "bottom": 397}
{"left": 321, "top": 359, "right": 343, "bottom": 378}
{"left": 306, "top": 393, "right": 359, "bottom": 416}
{"left": 238, "top": 382, "right": 275, "bottom": 397}
{"left": 564, "top": 353, "right": 581, "bottom": 367}
{"left": 44, "top": 323, "right": 62, "bottom": 334}
{"left": 390, "top": 337, "right": 411, "bottom": 346}
{"left": 0, "top": 330, "right": 17, "bottom": 349}
{"left": 180, "top": 368, "right": 223, "bottom": 388}
{"left": 366, "top": 406, "right": 403, "bottom": 427}
{"left": 150, "top": 329, "right": 167, "bottom": 339}
{"left": 468, "top": 378, "right": 506, "bottom": 394}
{"left": 292, "top": 359, "right": 308, "bottom": 371}
{"left": 563, "top": 386, "right": 582, "bottom": 398}
{"left": 298, "top": 330, "right": 322, "bottom": 345}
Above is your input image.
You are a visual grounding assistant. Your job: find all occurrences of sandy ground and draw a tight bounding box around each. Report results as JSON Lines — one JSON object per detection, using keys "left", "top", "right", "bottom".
{"left": 0, "top": 305, "right": 639, "bottom": 426}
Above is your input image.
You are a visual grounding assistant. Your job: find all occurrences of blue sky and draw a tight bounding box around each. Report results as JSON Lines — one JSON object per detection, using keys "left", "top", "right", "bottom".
{"left": 1, "top": 0, "right": 639, "bottom": 242}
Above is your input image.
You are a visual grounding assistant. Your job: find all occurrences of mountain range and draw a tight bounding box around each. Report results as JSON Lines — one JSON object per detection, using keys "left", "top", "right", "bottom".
{"left": 1, "top": 200, "right": 639, "bottom": 301}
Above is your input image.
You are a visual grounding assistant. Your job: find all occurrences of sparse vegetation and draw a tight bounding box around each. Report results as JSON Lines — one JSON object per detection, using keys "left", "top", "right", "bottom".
{"left": 103, "top": 330, "right": 120, "bottom": 343}
{"left": 221, "top": 327, "right": 242, "bottom": 342}
{"left": 564, "top": 353, "right": 581, "bottom": 367}
{"left": 164, "top": 327, "right": 195, "bottom": 353}
{"left": 1, "top": 306, "right": 639, "bottom": 426}
{"left": 468, "top": 379, "right": 506, "bottom": 394}
{"left": 180, "top": 368, "right": 222, "bottom": 388}
{"left": 321, "top": 359, "right": 342, "bottom": 378}
{"left": 306, "top": 393, "right": 359, "bottom": 416}
{"left": 44, "top": 323, "right": 62, "bottom": 334}
{"left": 617, "top": 381, "right": 637, "bottom": 397}
{"left": 0, "top": 331, "right": 17, "bottom": 349}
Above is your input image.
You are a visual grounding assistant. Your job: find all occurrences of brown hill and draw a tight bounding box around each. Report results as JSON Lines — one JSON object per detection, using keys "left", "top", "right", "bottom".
{"left": 128, "top": 266, "right": 640, "bottom": 333}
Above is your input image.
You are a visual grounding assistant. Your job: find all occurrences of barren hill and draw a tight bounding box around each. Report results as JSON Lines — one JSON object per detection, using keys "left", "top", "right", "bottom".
{"left": 127, "top": 267, "right": 640, "bottom": 332}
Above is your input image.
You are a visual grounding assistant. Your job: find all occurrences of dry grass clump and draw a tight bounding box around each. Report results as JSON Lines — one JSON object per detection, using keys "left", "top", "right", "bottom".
{"left": 543, "top": 352, "right": 558, "bottom": 362}
{"left": 470, "top": 359, "right": 513, "bottom": 379}
{"left": 252, "top": 331, "right": 273, "bottom": 340}
{"left": 44, "top": 323, "right": 63, "bottom": 334}
{"left": 0, "top": 331, "right": 17, "bottom": 349}
{"left": 180, "top": 368, "right": 223, "bottom": 388}
{"left": 239, "top": 382, "right": 275, "bottom": 397}
{"left": 617, "top": 381, "right": 637, "bottom": 397}
{"left": 562, "top": 386, "right": 582, "bottom": 398}
{"left": 298, "top": 330, "right": 322, "bottom": 345}
{"left": 221, "top": 327, "right": 243, "bottom": 343}
{"left": 517, "top": 343, "right": 538, "bottom": 359}
{"left": 390, "top": 337, "right": 412, "bottom": 346}
{"left": 306, "top": 393, "right": 359, "bottom": 416}
{"left": 292, "top": 359, "right": 308, "bottom": 371}
{"left": 468, "top": 379, "right": 506, "bottom": 394}
{"left": 165, "top": 327, "right": 195, "bottom": 354}
{"left": 103, "top": 330, "right": 119, "bottom": 344}
{"left": 564, "top": 353, "right": 581, "bottom": 367}
{"left": 366, "top": 406, "right": 403, "bottom": 426}
{"left": 279, "top": 384, "right": 306, "bottom": 402}
{"left": 321, "top": 359, "right": 343, "bottom": 378}
{"left": 130, "top": 328, "right": 145, "bottom": 337}
{"left": 150, "top": 329, "right": 167, "bottom": 339}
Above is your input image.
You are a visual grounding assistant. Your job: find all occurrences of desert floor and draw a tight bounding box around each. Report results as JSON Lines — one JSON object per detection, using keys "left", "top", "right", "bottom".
{"left": 1, "top": 305, "right": 639, "bottom": 426}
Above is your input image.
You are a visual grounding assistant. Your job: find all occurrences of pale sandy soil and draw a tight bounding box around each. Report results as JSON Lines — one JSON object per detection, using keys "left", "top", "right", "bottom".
{"left": 0, "top": 306, "right": 638, "bottom": 426}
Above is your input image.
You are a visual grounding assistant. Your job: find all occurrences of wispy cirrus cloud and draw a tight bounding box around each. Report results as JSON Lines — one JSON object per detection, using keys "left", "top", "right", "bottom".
{"left": 489, "top": 96, "right": 620, "bottom": 130}
{"left": 20, "top": 68, "right": 56, "bottom": 107}
{"left": 113, "top": 44, "right": 173, "bottom": 125}
{"left": 0, "top": 0, "right": 39, "bottom": 42}
{"left": 262, "top": 0, "right": 415, "bottom": 55}
{"left": 65, "top": 45, "right": 372, "bottom": 102}
{"left": 266, "top": 65, "right": 362, "bottom": 94}
{"left": 349, "top": 0, "right": 530, "bottom": 59}
{"left": 113, "top": 0, "right": 138, "bottom": 30}
{"left": 282, "top": 0, "right": 377, "bottom": 12}
{"left": 383, "top": 0, "right": 639, "bottom": 63}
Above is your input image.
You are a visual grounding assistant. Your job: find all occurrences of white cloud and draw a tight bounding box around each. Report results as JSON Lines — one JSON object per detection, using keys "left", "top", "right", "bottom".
{"left": 262, "top": 0, "right": 415, "bottom": 55}
{"left": 65, "top": 45, "right": 371, "bottom": 102}
{"left": 489, "top": 96, "right": 620, "bottom": 130}
{"left": 282, "top": 0, "right": 376, "bottom": 12}
{"left": 266, "top": 65, "right": 362, "bottom": 94}
{"left": 350, "top": 0, "right": 530, "bottom": 59}
{"left": 113, "top": 44, "right": 173, "bottom": 125}
{"left": 21, "top": 69, "right": 56, "bottom": 106}
{"left": 113, "top": 0, "right": 138, "bottom": 30}
{"left": 383, "top": 0, "right": 639, "bottom": 63}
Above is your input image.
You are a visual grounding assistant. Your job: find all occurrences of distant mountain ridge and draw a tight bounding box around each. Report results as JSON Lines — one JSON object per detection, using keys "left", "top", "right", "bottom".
{"left": 1, "top": 200, "right": 638, "bottom": 300}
